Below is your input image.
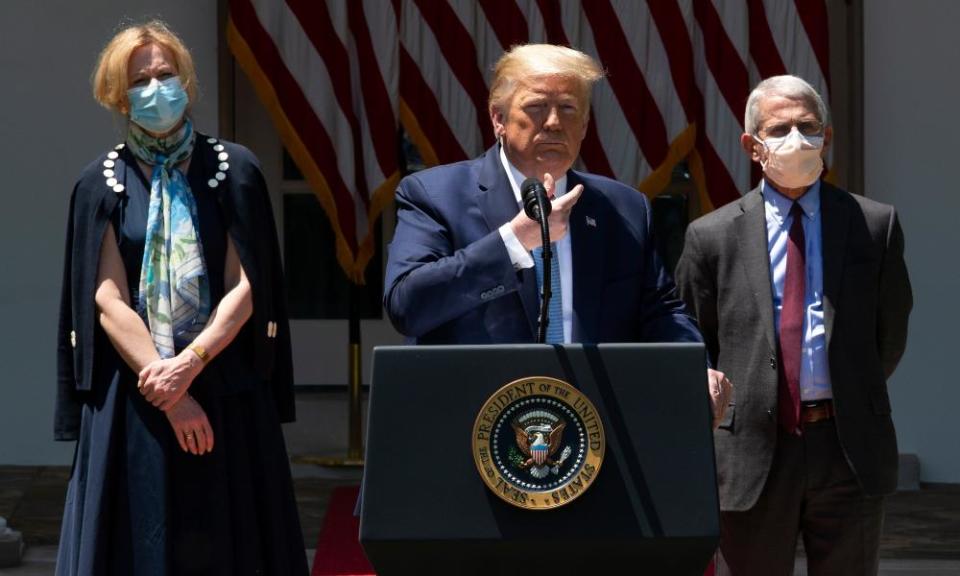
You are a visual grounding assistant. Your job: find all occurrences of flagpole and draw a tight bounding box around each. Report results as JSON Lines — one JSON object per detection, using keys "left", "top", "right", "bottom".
{"left": 345, "top": 283, "right": 364, "bottom": 462}
{"left": 303, "top": 280, "right": 365, "bottom": 468}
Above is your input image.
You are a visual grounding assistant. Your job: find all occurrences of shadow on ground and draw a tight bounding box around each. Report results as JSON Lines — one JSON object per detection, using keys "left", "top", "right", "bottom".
{"left": 0, "top": 464, "right": 361, "bottom": 553}
{"left": 2, "top": 464, "right": 959, "bottom": 559}
{"left": 2, "top": 393, "right": 958, "bottom": 561}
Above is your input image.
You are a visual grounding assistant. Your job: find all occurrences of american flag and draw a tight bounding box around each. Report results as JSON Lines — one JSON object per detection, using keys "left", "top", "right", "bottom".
{"left": 227, "top": 0, "right": 829, "bottom": 282}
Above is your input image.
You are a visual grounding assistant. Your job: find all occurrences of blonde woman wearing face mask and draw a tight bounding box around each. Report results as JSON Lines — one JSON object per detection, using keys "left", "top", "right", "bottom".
{"left": 675, "top": 75, "right": 912, "bottom": 575}
{"left": 55, "top": 21, "right": 308, "bottom": 576}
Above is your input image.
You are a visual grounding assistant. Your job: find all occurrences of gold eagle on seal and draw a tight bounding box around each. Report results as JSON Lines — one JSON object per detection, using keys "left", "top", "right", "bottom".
{"left": 512, "top": 419, "right": 566, "bottom": 469}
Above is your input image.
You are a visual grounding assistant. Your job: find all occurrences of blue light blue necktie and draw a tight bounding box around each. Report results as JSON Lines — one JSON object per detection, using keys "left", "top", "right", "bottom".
{"left": 533, "top": 244, "right": 564, "bottom": 343}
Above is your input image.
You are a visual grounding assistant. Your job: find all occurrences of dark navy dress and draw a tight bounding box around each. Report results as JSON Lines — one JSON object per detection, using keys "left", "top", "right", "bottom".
{"left": 56, "top": 147, "right": 308, "bottom": 576}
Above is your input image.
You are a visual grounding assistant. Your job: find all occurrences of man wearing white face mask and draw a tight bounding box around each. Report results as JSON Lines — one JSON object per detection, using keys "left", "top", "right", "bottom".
{"left": 675, "top": 75, "right": 913, "bottom": 575}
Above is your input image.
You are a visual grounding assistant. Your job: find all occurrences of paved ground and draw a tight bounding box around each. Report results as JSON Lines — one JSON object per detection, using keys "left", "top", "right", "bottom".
{"left": 1, "top": 392, "right": 958, "bottom": 575}
{"left": 0, "top": 393, "right": 367, "bottom": 552}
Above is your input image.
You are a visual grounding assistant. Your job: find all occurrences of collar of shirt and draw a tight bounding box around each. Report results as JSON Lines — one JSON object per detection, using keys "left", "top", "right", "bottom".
{"left": 761, "top": 178, "right": 821, "bottom": 228}
{"left": 499, "top": 144, "right": 568, "bottom": 204}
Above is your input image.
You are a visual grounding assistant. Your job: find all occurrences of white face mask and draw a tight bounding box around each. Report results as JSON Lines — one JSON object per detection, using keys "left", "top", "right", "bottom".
{"left": 756, "top": 127, "right": 824, "bottom": 189}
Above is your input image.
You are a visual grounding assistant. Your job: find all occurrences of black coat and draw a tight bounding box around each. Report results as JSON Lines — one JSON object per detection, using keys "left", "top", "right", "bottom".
{"left": 55, "top": 134, "right": 295, "bottom": 440}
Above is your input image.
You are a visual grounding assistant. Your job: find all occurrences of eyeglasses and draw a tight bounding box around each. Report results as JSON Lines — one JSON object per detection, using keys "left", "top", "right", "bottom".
{"left": 757, "top": 120, "right": 823, "bottom": 139}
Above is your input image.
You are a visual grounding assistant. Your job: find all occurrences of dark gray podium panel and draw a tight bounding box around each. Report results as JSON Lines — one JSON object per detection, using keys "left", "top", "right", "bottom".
{"left": 360, "top": 344, "right": 718, "bottom": 575}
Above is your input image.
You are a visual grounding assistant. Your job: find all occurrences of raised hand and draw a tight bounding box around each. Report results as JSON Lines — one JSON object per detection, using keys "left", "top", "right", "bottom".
{"left": 510, "top": 172, "right": 585, "bottom": 251}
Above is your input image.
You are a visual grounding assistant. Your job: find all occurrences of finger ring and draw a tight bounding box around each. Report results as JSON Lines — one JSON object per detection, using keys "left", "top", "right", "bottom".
{"left": 184, "top": 433, "right": 194, "bottom": 440}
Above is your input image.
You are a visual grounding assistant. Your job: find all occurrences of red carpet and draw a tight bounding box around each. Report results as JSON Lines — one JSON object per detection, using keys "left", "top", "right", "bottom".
{"left": 310, "top": 484, "right": 716, "bottom": 575}
{"left": 311, "top": 485, "right": 375, "bottom": 576}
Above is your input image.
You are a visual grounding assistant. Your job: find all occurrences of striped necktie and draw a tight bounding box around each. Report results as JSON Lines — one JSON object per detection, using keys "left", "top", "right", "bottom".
{"left": 533, "top": 244, "right": 564, "bottom": 343}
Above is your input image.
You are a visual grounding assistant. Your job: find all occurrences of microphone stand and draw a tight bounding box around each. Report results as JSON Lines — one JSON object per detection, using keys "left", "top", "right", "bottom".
{"left": 536, "top": 191, "right": 552, "bottom": 344}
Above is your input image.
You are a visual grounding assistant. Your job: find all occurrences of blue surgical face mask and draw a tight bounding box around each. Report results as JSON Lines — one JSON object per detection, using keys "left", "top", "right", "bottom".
{"left": 127, "top": 76, "right": 188, "bottom": 134}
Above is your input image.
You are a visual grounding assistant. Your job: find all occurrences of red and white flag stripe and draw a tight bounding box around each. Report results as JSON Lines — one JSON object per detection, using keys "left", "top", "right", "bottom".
{"left": 229, "top": 0, "right": 829, "bottom": 281}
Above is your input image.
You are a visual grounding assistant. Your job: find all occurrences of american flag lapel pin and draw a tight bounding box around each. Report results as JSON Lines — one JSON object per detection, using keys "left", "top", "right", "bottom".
{"left": 585, "top": 215, "right": 597, "bottom": 228}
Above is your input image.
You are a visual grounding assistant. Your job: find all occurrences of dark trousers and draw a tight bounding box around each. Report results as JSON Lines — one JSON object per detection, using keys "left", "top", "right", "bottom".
{"left": 716, "top": 419, "right": 884, "bottom": 576}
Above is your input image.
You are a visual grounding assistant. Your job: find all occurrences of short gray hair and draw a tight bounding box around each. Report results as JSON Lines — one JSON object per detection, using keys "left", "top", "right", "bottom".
{"left": 744, "top": 75, "right": 829, "bottom": 135}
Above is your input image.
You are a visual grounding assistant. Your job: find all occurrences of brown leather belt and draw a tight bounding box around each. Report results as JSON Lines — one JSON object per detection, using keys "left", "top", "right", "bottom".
{"left": 800, "top": 400, "right": 834, "bottom": 424}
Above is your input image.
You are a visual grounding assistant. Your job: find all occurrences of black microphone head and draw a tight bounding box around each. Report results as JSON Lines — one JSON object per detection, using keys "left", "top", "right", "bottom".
{"left": 520, "top": 177, "right": 551, "bottom": 222}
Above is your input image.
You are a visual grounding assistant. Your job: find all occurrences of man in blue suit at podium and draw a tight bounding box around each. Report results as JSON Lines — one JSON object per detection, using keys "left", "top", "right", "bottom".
{"left": 384, "top": 44, "right": 730, "bottom": 424}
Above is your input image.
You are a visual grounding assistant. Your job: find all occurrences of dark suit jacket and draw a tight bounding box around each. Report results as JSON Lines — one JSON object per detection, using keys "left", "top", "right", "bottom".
{"left": 384, "top": 145, "right": 702, "bottom": 345}
{"left": 675, "top": 182, "right": 912, "bottom": 511}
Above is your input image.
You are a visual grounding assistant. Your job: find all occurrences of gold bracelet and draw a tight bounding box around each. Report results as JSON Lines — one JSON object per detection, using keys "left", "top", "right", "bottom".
{"left": 187, "top": 343, "right": 209, "bottom": 365}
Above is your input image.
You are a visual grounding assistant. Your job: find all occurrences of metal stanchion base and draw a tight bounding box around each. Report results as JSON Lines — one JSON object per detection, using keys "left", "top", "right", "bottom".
{"left": 293, "top": 454, "right": 364, "bottom": 468}
{"left": 296, "top": 314, "right": 366, "bottom": 470}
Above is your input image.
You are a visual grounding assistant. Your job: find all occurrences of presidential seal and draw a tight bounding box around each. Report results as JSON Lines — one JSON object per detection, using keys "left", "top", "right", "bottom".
{"left": 472, "top": 376, "right": 605, "bottom": 510}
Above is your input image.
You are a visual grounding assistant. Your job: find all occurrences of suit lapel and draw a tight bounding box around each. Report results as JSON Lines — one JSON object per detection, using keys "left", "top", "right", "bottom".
{"left": 476, "top": 147, "right": 518, "bottom": 232}
{"left": 476, "top": 146, "right": 538, "bottom": 336}
{"left": 569, "top": 172, "right": 603, "bottom": 342}
{"left": 819, "top": 183, "right": 848, "bottom": 352}
{"left": 735, "top": 187, "right": 776, "bottom": 353}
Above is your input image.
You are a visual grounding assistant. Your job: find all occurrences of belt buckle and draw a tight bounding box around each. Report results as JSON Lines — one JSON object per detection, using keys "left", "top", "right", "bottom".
{"left": 800, "top": 400, "right": 833, "bottom": 425}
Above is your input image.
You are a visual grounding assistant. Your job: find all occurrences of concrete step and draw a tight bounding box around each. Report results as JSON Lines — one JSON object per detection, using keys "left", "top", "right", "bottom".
{"left": 2, "top": 547, "right": 958, "bottom": 575}
{"left": 0, "top": 546, "right": 316, "bottom": 575}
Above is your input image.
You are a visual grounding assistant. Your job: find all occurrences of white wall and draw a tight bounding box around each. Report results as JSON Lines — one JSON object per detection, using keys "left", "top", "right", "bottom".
{"left": 0, "top": 1, "right": 219, "bottom": 464}
{"left": 864, "top": 1, "right": 960, "bottom": 483}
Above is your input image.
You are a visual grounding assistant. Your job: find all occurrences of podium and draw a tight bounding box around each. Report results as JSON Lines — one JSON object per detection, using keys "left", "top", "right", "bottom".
{"left": 360, "top": 344, "right": 719, "bottom": 575}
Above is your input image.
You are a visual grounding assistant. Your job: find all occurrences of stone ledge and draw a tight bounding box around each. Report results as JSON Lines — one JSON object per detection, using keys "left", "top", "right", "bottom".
{"left": 0, "top": 516, "right": 24, "bottom": 568}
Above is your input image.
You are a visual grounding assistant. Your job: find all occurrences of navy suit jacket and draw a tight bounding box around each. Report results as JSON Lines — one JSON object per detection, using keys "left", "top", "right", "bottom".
{"left": 384, "top": 145, "right": 702, "bottom": 345}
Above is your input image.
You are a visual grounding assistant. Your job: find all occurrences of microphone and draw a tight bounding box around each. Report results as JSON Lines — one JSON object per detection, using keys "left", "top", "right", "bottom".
{"left": 519, "top": 177, "right": 553, "bottom": 344}
{"left": 521, "top": 178, "right": 552, "bottom": 222}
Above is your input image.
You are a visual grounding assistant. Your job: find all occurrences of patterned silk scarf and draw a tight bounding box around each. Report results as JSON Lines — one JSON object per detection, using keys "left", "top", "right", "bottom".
{"left": 127, "top": 119, "right": 210, "bottom": 359}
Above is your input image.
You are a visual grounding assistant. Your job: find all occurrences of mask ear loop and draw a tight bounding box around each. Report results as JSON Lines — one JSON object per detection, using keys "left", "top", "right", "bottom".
{"left": 751, "top": 134, "right": 770, "bottom": 167}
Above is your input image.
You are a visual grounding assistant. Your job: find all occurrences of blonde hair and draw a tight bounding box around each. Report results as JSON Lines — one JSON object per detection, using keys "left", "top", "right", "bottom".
{"left": 92, "top": 20, "right": 198, "bottom": 114}
{"left": 488, "top": 44, "right": 604, "bottom": 114}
